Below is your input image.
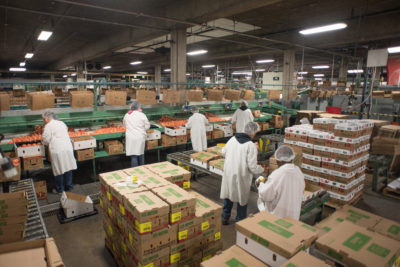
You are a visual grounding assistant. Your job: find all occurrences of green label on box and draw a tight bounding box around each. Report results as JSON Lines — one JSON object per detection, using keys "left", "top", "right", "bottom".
{"left": 147, "top": 177, "right": 160, "bottom": 184}
{"left": 367, "top": 243, "right": 391, "bottom": 258}
{"left": 343, "top": 232, "right": 371, "bottom": 251}
{"left": 250, "top": 233, "right": 269, "bottom": 248}
{"left": 226, "top": 258, "right": 247, "bottom": 267}
{"left": 348, "top": 209, "right": 370, "bottom": 219}
{"left": 301, "top": 224, "right": 317, "bottom": 232}
{"left": 112, "top": 173, "right": 122, "bottom": 180}
{"left": 388, "top": 225, "right": 400, "bottom": 235}
{"left": 258, "top": 220, "right": 294, "bottom": 238}
{"left": 196, "top": 199, "right": 211, "bottom": 208}
{"left": 323, "top": 226, "right": 331, "bottom": 232}
{"left": 328, "top": 249, "right": 343, "bottom": 261}
{"left": 285, "top": 263, "right": 298, "bottom": 267}
{"left": 275, "top": 218, "right": 293, "bottom": 229}
{"left": 336, "top": 218, "right": 344, "bottom": 222}
{"left": 140, "top": 195, "right": 155, "bottom": 205}
{"left": 166, "top": 188, "right": 182, "bottom": 198}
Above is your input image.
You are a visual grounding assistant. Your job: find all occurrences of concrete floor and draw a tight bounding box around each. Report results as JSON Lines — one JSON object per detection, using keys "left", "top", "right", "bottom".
{"left": 44, "top": 173, "right": 400, "bottom": 267}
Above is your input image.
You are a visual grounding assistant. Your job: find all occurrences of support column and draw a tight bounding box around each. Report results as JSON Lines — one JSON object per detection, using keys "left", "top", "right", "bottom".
{"left": 155, "top": 64, "right": 161, "bottom": 95}
{"left": 76, "top": 61, "right": 85, "bottom": 90}
{"left": 282, "top": 49, "right": 295, "bottom": 101}
{"left": 170, "top": 28, "right": 187, "bottom": 103}
{"left": 50, "top": 74, "right": 55, "bottom": 92}
{"left": 338, "top": 57, "right": 348, "bottom": 81}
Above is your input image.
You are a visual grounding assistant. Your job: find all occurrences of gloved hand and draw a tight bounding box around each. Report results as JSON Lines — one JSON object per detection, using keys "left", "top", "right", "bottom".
{"left": 255, "top": 176, "right": 266, "bottom": 188}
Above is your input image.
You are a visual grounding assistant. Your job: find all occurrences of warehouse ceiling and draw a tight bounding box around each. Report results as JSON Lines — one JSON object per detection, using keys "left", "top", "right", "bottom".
{"left": 1, "top": 0, "right": 400, "bottom": 76}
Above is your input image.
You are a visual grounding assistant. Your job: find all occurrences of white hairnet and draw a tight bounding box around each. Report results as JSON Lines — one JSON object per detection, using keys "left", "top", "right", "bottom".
{"left": 130, "top": 100, "right": 140, "bottom": 110}
{"left": 42, "top": 110, "right": 58, "bottom": 120}
{"left": 244, "top": 121, "right": 259, "bottom": 135}
{"left": 274, "top": 145, "right": 295, "bottom": 162}
{"left": 240, "top": 100, "right": 248, "bottom": 108}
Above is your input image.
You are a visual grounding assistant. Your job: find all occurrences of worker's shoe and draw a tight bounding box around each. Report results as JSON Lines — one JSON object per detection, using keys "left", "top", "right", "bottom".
{"left": 222, "top": 220, "right": 229, "bottom": 225}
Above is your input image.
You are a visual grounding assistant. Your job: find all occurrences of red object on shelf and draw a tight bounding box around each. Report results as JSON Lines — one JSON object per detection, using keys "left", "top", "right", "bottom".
{"left": 326, "top": 106, "right": 342, "bottom": 114}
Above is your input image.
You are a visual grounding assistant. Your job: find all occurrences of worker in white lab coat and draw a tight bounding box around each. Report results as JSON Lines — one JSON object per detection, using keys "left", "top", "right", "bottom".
{"left": 231, "top": 100, "right": 254, "bottom": 133}
{"left": 123, "top": 101, "right": 150, "bottom": 167}
{"left": 42, "top": 111, "right": 77, "bottom": 193}
{"left": 220, "top": 122, "right": 265, "bottom": 224}
{"left": 256, "top": 145, "right": 305, "bottom": 220}
{"left": 185, "top": 107, "right": 208, "bottom": 152}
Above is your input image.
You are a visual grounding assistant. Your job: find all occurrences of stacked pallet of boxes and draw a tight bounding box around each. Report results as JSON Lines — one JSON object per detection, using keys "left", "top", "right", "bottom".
{"left": 206, "top": 146, "right": 225, "bottom": 175}
{"left": 163, "top": 126, "right": 187, "bottom": 147}
{"left": 145, "top": 161, "right": 191, "bottom": 189}
{"left": 146, "top": 129, "right": 161, "bottom": 150}
{"left": 99, "top": 164, "right": 222, "bottom": 267}
{"left": 14, "top": 141, "right": 45, "bottom": 171}
{"left": 71, "top": 136, "right": 96, "bottom": 161}
{"left": 0, "top": 192, "right": 28, "bottom": 244}
{"left": 284, "top": 119, "right": 373, "bottom": 205}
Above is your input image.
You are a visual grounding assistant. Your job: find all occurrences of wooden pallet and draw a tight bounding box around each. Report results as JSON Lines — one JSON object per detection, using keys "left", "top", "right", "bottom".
{"left": 383, "top": 187, "right": 400, "bottom": 200}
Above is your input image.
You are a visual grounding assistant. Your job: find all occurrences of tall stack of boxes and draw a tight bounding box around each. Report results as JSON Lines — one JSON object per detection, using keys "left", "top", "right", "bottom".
{"left": 284, "top": 119, "right": 373, "bottom": 205}
{"left": 99, "top": 163, "right": 222, "bottom": 267}
{"left": 0, "top": 192, "right": 28, "bottom": 244}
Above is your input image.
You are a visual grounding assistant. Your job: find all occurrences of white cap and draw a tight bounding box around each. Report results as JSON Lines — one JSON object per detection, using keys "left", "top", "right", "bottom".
{"left": 274, "top": 145, "right": 295, "bottom": 162}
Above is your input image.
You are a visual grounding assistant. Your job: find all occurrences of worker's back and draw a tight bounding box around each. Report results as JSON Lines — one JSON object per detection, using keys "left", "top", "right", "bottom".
{"left": 232, "top": 108, "right": 254, "bottom": 133}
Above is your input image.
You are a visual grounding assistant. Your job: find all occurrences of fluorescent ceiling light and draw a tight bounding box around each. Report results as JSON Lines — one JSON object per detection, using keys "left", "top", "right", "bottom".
{"left": 137, "top": 71, "right": 148, "bottom": 74}
{"left": 202, "top": 65, "right": 215, "bottom": 68}
{"left": 388, "top": 46, "right": 400, "bottom": 53}
{"left": 297, "top": 77, "right": 304, "bottom": 79}
{"left": 315, "top": 78, "right": 323, "bottom": 81}
{"left": 103, "top": 66, "right": 111, "bottom": 70}
{"left": 312, "top": 65, "right": 329, "bottom": 69}
{"left": 130, "top": 61, "right": 142, "bottom": 65}
{"left": 348, "top": 69, "right": 364, "bottom": 73}
{"left": 232, "top": 71, "right": 252, "bottom": 76}
{"left": 187, "top": 49, "right": 208, "bottom": 56}
{"left": 63, "top": 75, "right": 68, "bottom": 78}
{"left": 186, "top": 73, "right": 191, "bottom": 76}
{"left": 256, "top": 59, "right": 274, "bottom": 64}
{"left": 255, "top": 69, "right": 265, "bottom": 72}
{"left": 37, "top": 31, "right": 53, "bottom": 41}
{"left": 297, "top": 71, "right": 308, "bottom": 75}
{"left": 71, "top": 73, "right": 77, "bottom": 76}
{"left": 9, "top": 67, "right": 26, "bottom": 72}
{"left": 314, "top": 74, "right": 324, "bottom": 77}
{"left": 164, "top": 68, "right": 171, "bottom": 72}
{"left": 299, "top": 23, "right": 347, "bottom": 35}
{"left": 25, "top": 53, "right": 34, "bottom": 59}
{"left": 19, "top": 62, "right": 25, "bottom": 67}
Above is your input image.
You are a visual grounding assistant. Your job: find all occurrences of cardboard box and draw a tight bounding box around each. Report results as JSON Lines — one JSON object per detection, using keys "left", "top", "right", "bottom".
{"left": 0, "top": 93, "right": 10, "bottom": 110}
{"left": 372, "top": 218, "right": 400, "bottom": 241}
{"left": 212, "top": 129, "right": 224, "bottom": 139}
{"left": 75, "top": 148, "right": 94, "bottom": 161}
{"left": 69, "top": 91, "right": 93, "bottom": 108}
{"left": 14, "top": 143, "right": 45, "bottom": 158}
{"left": 146, "top": 129, "right": 161, "bottom": 140}
{"left": 302, "top": 183, "right": 324, "bottom": 202}
{"left": 176, "top": 135, "right": 188, "bottom": 145}
{"left": 372, "top": 90, "right": 385, "bottom": 98}
{"left": 123, "top": 166, "right": 156, "bottom": 179}
{"left": 146, "top": 139, "right": 159, "bottom": 150}
{"left": 34, "top": 180, "right": 47, "bottom": 200}
{"left": 224, "top": 89, "right": 241, "bottom": 101}
{"left": 209, "top": 159, "right": 225, "bottom": 175}
{"left": 71, "top": 136, "right": 96, "bottom": 150}
{"left": 105, "top": 90, "right": 127, "bottom": 106}
{"left": 60, "top": 192, "right": 93, "bottom": 218}
{"left": 22, "top": 155, "right": 44, "bottom": 170}
{"left": 268, "top": 90, "right": 281, "bottom": 100}
{"left": 271, "top": 120, "right": 284, "bottom": 129}
{"left": 165, "top": 126, "right": 187, "bottom": 136}
{"left": 27, "top": 92, "right": 54, "bottom": 110}
{"left": 0, "top": 238, "right": 64, "bottom": 267}
{"left": 163, "top": 89, "right": 180, "bottom": 104}
{"left": 201, "top": 245, "right": 267, "bottom": 267}
{"left": 235, "top": 212, "right": 318, "bottom": 266}
{"left": 207, "top": 90, "right": 223, "bottom": 101}
{"left": 162, "top": 134, "right": 177, "bottom": 147}
{"left": 241, "top": 90, "right": 255, "bottom": 100}
{"left": 186, "top": 90, "right": 203, "bottom": 102}
{"left": 140, "top": 175, "right": 172, "bottom": 190}
{"left": 280, "top": 250, "right": 328, "bottom": 267}
{"left": 206, "top": 146, "right": 224, "bottom": 156}
{"left": 315, "top": 221, "right": 400, "bottom": 267}
{"left": 136, "top": 90, "right": 157, "bottom": 105}
{"left": 252, "top": 110, "right": 261, "bottom": 118}
{"left": 145, "top": 162, "right": 191, "bottom": 187}
{"left": 109, "top": 181, "right": 148, "bottom": 211}
{"left": 124, "top": 191, "right": 169, "bottom": 234}
{"left": 189, "top": 191, "right": 222, "bottom": 232}
{"left": 104, "top": 140, "right": 124, "bottom": 155}
{"left": 152, "top": 185, "right": 196, "bottom": 224}
{"left": 99, "top": 170, "right": 128, "bottom": 197}
{"left": 190, "top": 152, "right": 221, "bottom": 169}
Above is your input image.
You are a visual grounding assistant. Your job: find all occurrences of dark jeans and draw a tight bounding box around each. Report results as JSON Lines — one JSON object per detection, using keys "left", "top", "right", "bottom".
{"left": 131, "top": 154, "right": 145, "bottom": 167}
{"left": 222, "top": 198, "right": 248, "bottom": 222}
{"left": 55, "top": 170, "right": 73, "bottom": 193}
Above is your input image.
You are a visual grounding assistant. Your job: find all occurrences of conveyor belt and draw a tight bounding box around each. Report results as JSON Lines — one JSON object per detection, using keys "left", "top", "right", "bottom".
{"left": 10, "top": 179, "right": 49, "bottom": 241}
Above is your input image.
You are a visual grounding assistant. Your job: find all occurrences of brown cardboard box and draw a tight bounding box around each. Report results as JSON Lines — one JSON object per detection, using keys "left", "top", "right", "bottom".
{"left": 34, "top": 180, "right": 47, "bottom": 200}
{"left": 75, "top": 148, "right": 94, "bottom": 161}
{"left": 241, "top": 89, "right": 255, "bottom": 100}
{"left": 186, "top": 90, "right": 203, "bottom": 102}
{"left": 136, "top": 90, "right": 157, "bottom": 105}
{"left": 280, "top": 250, "right": 328, "bottom": 267}
{"left": 209, "top": 158, "right": 224, "bottom": 170}
{"left": 207, "top": 90, "right": 223, "bottom": 101}
{"left": 372, "top": 90, "right": 385, "bottom": 98}
{"left": 201, "top": 245, "right": 267, "bottom": 267}
{"left": 161, "top": 134, "right": 176, "bottom": 147}
{"left": 27, "top": 92, "right": 54, "bottom": 110}
{"left": 145, "top": 161, "right": 191, "bottom": 187}
{"left": 177, "top": 218, "right": 200, "bottom": 243}
{"left": 0, "top": 93, "right": 10, "bottom": 110}
{"left": 104, "top": 140, "right": 124, "bottom": 155}
{"left": 170, "top": 238, "right": 195, "bottom": 263}
{"left": 323, "top": 81, "right": 331, "bottom": 86}
{"left": 176, "top": 135, "right": 188, "bottom": 145}
{"left": 152, "top": 185, "right": 196, "bottom": 224}
{"left": 69, "top": 91, "right": 93, "bottom": 108}
{"left": 224, "top": 89, "right": 241, "bottom": 101}
{"left": 22, "top": 156, "right": 44, "bottom": 170}
{"left": 189, "top": 191, "right": 222, "bottom": 233}
{"left": 207, "top": 146, "right": 223, "bottom": 156}
{"left": 105, "top": 90, "right": 127, "bottom": 106}
{"left": 268, "top": 90, "right": 281, "bottom": 100}
{"left": 372, "top": 218, "right": 400, "bottom": 241}
{"left": 252, "top": 110, "right": 261, "bottom": 118}
{"left": 392, "top": 91, "right": 400, "bottom": 99}
{"left": 315, "top": 221, "right": 400, "bottom": 267}
{"left": 0, "top": 238, "right": 64, "bottom": 267}
{"left": 271, "top": 120, "right": 284, "bottom": 128}
{"left": 212, "top": 129, "right": 224, "bottom": 139}
{"left": 0, "top": 157, "right": 21, "bottom": 182}
{"left": 140, "top": 175, "right": 172, "bottom": 190}
{"left": 109, "top": 180, "right": 148, "bottom": 209}
{"left": 337, "top": 81, "right": 346, "bottom": 87}
{"left": 163, "top": 89, "right": 180, "bottom": 104}
{"left": 371, "top": 137, "right": 400, "bottom": 155}
{"left": 146, "top": 139, "right": 159, "bottom": 150}
{"left": 190, "top": 152, "right": 221, "bottom": 165}
{"left": 378, "top": 125, "right": 400, "bottom": 138}
{"left": 99, "top": 170, "right": 127, "bottom": 194}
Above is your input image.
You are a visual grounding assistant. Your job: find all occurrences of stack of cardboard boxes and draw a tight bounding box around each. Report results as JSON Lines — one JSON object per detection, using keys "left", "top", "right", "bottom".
{"left": 14, "top": 142, "right": 45, "bottom": 171}
{"left": 146, "top": 129, "right": 161, "bottom": 149}
{"left": 163, "top": 126, "right": 187, "bottom": 147}
{"left": 71, "top": 136, "right": 96, "bottom": 161}
{"left": 99, "top": 164, "right": 222, "bottom": 267}
{"left": 0, "top": 192, "right": 28, "bottom": 244}
{"left": 270, "top": 115, "right": 283, "bottom": 128}
{"left": 144, "top": 161, "right": 191, "bottom": 189}
{"left": 284, "top": 119, "right": 373, "bottom": 205}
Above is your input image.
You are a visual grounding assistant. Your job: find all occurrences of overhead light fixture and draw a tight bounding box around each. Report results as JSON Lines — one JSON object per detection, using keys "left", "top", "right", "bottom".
{"left": 312, "top": 65, "right": 329, "bottom": 69}
{"left": 348, "top": 69, "right": 364, "bottom": 73}
{"left": 202, "top": 65, "right": 215, "bottom": 68}
{"left": 232, "top": 71, "right": 252, "bottom": 76}
{"left": 164, "top": 68, "right": 171, "bottom": 72}
{"left": 297, "top": 71, "right": 308, "bottom": 75}
{"left": 255, "top": 69, "right": 265, "bottom": 72}
{"left": 37, "top": 31, "right": 53, "bottom": 41}
{"left": 256, "top": 59, "right": 274, "bottom": 64}
{"left": 9, "top": 67, "right": 26, "bottom": 72}
{"left": 387, "top": 46, "right": 400, "bottom": 53}
{"left": 63, "top": 75, "right": 68, "bottom": 78}
{"left": 314, "top": 74, "right": 324, "bottom": 77}
{"left": 103, "top": 66, "right": 111, "bottom": 70}
{"left": 25, "top": 53, "right": 34, "bottom": 59}
{"left": 299, "top": 23, "right": 347, "bottom": 35}
{"left": 71, "top": 73, "right": 77, "bottom": 76}
{"left": 315, "top": 78, "right": 323, "bottom": 81}
{"left": 187, "top": 49, "right": 208, "bottom": 56}
{"left": 137, "top": 71, "right": 148, "bottom": 74}
{"left": 186, "top": 73, "right": 191, "bottom": 76}
{"left": 19, "top": 62, "right": 25, "bottom": 67}
{"left": 130, "top": 61, "right": 142, "bottom": 65}
{"left": 297, "top": 76, "right": 304, "bottom": 80}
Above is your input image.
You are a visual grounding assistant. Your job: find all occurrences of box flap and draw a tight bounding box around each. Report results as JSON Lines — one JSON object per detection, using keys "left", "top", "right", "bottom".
{"left": 201, "top": 245, "right": 268, "bottom": 267}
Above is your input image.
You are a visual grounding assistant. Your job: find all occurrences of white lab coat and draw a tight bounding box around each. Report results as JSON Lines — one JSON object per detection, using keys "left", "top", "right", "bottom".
{"left": 185, "top": 113, "right": 208, "bottom": 152}
{"left": 257, "top": 163, "right": 305, "bottom": 220}
{"left": 123, "top": 111, "right": 150, "bottom": 156}
{"left": 232, "top": 108, "right": 254, "bottom": 133}
{"left": 220, "top": 136, "right": 264, "bottom": 206}
{"left": 42, "top": 120, "right": 77, "bottom": 176}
